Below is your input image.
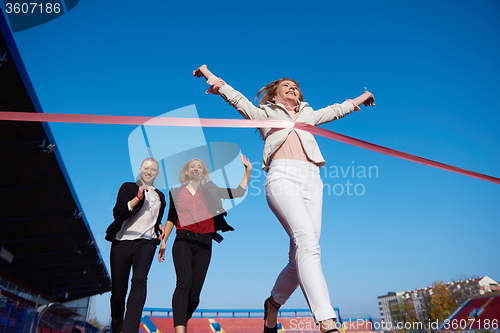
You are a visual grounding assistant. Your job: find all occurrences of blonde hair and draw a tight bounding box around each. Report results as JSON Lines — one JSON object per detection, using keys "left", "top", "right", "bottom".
{"left": 255, "top": 78, "right": 304, "bottom": 106}
{"left": 141, "top": 157, "right": 159, "bottom": 167}
{"left": 179, "top": 159, "right": 211, "bottom": 186}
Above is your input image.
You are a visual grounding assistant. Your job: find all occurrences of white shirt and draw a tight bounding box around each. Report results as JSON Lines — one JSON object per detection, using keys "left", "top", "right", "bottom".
{"left": 114, "top": 186, "right": 161, "bottom": 241}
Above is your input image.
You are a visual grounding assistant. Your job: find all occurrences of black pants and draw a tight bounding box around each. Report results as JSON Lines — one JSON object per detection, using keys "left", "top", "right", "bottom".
{"left": 110, "top": 239, "right": 157, "bottom": 333}
{"left": 172, "top": 231, "right": 212, "bottom": 327}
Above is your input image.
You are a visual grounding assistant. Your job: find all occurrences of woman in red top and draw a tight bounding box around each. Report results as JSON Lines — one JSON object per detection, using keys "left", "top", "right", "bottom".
{"left": 159, "top": 154, "right": 252, "bottom": 333}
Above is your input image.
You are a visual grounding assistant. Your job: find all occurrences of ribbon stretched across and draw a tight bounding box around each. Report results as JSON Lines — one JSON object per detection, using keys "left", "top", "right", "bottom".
{"left": 1, "top": 111, "right": 498, "bottom": 185}
{"left": 293, "top": 123, "right": 500, "bottom": 185}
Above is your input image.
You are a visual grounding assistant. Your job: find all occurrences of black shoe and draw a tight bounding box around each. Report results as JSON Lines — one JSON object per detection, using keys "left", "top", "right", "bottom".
{"left": 323, "top": 330, "right": 339, "bottom": 333}
{"left": 263, "top": 297, "right": 280, "bottom": 333}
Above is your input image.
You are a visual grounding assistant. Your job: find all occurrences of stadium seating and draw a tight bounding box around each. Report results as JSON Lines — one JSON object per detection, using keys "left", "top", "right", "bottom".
{"left": 213, "top": 318, "right": 264, "bottom": 333}
{"left": 141, "top": 307, "right": 380, "bottom": 333}
{"left": 150, "top": 317, "right": 213, "bottom": 333}
{"left": 480, "top": 295, "right": 500, "bottom": 322}
{"left": 444, "top": 295, "right": 500, "bottom": 329}
{"left": 275, "top": 317, "right": 316, "bottom": 332}
{"left": 143, "top": 315, "right": 377, "bottom": 333}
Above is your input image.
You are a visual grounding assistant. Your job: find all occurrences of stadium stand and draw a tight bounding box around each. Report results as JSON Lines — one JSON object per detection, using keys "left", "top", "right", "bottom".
{"left": 149, "top": 317, "right": 212, "bottom": 333}
{"left": 208, "top": 318, "right": 223, "bottom": 333}
{"left": 149, "top": 317, "right": 174, "bottom": 333}
{"left": 480, "top": 295, "right": 500, "bottom": 321}
{"left": 142, "top": 316, "right": 376, "bottom": 333}
{"left": 214, "top": 318, "right": 265, "bottom": 333}
{"left": 140, "top": 308, "right": 369, "bottom": 333}
{"left": 184, "top": 317, "right": 214, "bottom": 332}
{"left": 440, "top": 294, "right": 500, "bottom": 330}
{"left": 275, "top": 317, "right": 315, "bottom": 332}
{"left": 0, "top": 9, "right": 111, "bottom": 332}
{"left": 141, "top": 316, "right": 162, "bottom": 333}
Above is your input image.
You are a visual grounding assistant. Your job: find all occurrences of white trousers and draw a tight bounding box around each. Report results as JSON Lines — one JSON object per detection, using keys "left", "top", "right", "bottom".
{"left": 265, "top": 159, "right": 336, "bottom": 323}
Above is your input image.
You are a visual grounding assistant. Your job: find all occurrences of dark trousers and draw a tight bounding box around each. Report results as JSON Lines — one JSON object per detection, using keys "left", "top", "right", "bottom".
{"left": 172, "top": 231, "right": 212, "bottom": 327}
{"left": 110, "top": 239, "right": 157, "bottom": 333}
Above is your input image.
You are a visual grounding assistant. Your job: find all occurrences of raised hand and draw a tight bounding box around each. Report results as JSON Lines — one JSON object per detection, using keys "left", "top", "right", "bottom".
{"left": 193, "top": 64, "right": 213, "bottom": 79}
{"left": 241, "top": 154, "right": 252, "bottom": 171}
{"left": 363, "top": 91, "right": 375, "bottom": 106}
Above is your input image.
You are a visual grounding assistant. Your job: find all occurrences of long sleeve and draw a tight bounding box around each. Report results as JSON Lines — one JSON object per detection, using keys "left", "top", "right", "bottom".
{"left": 312, "top": 100, "right": 357, "bottom": 126}
{"left": 218, "top": 84, "right": 268, "bottom": 120}
{"left": 112, "top": 183, "right": 143, "bottom": 222}
{"left": 155, "top": 189, "right": 166, "bottom": 236}
{"left": 106, "top": 182, "right": 144, "bottom": 242}
{"left": 215, "top": 184, "right": 246, "bottom": 200}
{"left": 166, "top": 190, "right": 179, "bottom": 226}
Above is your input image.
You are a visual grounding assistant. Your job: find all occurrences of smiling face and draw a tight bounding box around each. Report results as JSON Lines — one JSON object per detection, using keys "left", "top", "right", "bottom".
{"left": 185, "top": 160, "right": 205, "bottom": 181}
{"left": 256, "top": 78, "right": 304, "bottom": 107}
{"left": 179, "top": 159, "right": 210, "bottom": 185}
{"left": 274, "top": 80, "right": 300, "bottom": 107}
{"left": 139, "top": 159, "right": 159, "bottom": 185}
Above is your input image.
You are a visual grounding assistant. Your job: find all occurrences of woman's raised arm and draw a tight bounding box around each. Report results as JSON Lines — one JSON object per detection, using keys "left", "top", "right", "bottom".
{"left": 193, "top": 64, "right": 266, "bottom": 121}
{"left": 352, "top": 90, "right": 375, "bottom": 107}
{"left": 193, "top": 64, "right": 213, "bottom": 80}
{"left": 238, "top": 154, "right": 253, "bottom": 190}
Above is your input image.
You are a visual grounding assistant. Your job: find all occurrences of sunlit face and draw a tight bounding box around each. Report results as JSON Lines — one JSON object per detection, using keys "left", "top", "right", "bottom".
{"left": 139, "top": 160, "right": 159, "bottom": 185}
{"left": 275, "top": 80, "right": 300, "bottom": 106}
{"left": 186, "top": 160, "right": 205, "bottom": 181}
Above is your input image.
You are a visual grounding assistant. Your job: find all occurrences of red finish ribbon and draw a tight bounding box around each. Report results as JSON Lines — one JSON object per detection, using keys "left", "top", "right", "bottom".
{"left": 0, "top": 111, "right": 293, "bottom": 129}
{"left": 1, "top": 111, "right": 498, "bottom": 185}
{"left": 293, "top": 123, "right": 500, "bottom": 185}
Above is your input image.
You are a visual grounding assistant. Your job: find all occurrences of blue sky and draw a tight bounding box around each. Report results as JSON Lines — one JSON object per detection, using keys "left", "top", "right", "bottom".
{"left": 4, "top": 0, "right": 500, "bottom": 325}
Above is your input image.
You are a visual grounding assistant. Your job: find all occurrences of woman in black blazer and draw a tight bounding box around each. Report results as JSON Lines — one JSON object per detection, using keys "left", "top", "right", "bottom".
{"left": 158, "top": 154, "right": 252, "bottom": 333}
{"left": 106, "top": 157, "right": 166, "bottom": 333}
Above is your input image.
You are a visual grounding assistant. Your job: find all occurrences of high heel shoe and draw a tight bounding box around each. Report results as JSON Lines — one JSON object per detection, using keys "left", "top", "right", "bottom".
{"left": 264, "top": 297, "right": 280, "bottom": 333}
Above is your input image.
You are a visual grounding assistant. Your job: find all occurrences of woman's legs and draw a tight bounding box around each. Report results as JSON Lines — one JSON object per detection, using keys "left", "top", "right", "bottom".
{"left": 110, "top": 239, "right": 157, "bottom": 333}
{"left": 110, "top": 241, "right": 132, "bottom": 333}
{"left": 175, "top": 326, "right": 187, "bottom": 333}
{"left": 172, "top": 233, "right": 212, "bottom": 328}
{"left": 172, "top": 236, "right": 193, "bottom": 328}
{"left": 187, "top": 239, "right": 212, "bottom": 319}
{"left": 264, "top": 295, "right": 281, "bottom": 329}
{"left": 122, "top": 240, "right": 157, "bottom": 333}
{"left": 265, "top": 161, "right": 336, "bottom": 324}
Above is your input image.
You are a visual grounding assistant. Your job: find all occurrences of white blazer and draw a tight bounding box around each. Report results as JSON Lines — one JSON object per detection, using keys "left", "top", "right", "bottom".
{"left": 218, "top": 84, "right": 357, "bottom": 171}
